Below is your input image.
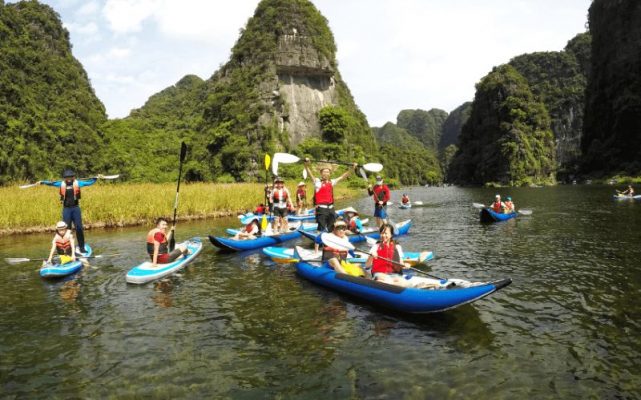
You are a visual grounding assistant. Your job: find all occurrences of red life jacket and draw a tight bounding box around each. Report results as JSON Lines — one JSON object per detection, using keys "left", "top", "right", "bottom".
{"left": 372, "top": 185, "right": 389, "bottom": 203}
{"left": 491, "top": 201, "right": 503, "bottom": 213}
{"left": 53, "top": 230, "right": 73, "bottom": 255}
{"left": 401, "top": 196, "right": 409, "bottom": 204}
{"left": 146, "top": 228, "right": 168, "bottom": 256}
{"left": 348, "top": 219, "right": 357, "bottom": 232}
{"left": 60, "top": 180, "right": 80, "bottom": 207}
{"left": 371, "top": 241, "right": 401, "bottom": 275}
{"left": 314, "top": 180, "right": 334, "bottom": 205}
{"left": 254, "top": 205, "right": 266, "bottom": 214}
{"left": 296, "top": 188, "right": 306, "bottom": 200}
{"left": 273, "top": 189, "right": 288, "bottom": 201}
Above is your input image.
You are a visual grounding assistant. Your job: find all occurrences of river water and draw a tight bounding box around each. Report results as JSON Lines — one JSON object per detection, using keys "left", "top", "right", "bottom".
{"left": 1, "top": 185, "right": 640, "bottom": 399}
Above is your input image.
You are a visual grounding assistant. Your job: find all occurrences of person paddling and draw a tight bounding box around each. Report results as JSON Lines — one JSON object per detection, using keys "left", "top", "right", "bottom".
{"left": 503, "top": 196, "right": 516, "bottom": 213}
{"left": 270, "top": 176, "right": 293, "bottom": 233}
{"left": 146, "top": 218, "right": 188, "bottom": 267}
{"left": 41, "top": 169, "right": 100, "bottom": 254}
{"left": 621, "top": 185, "right": 635, "bottom": 197}
{"left": 401, "top": 193, "right": 410, "bottom": 206}
{"left": 490, "top": 194, "right": 505, "bottom": 213}
{"left": 45, "top": 221, "right": 76, "bottom": 266}
{"left": 368, "top": 175, "right": 390, "bottom": 228}
{"left": 321, "top": 219, "right": 353, "bottom": 274}
{"left": 304, "top": 159, "right": 357, "bottom": 253}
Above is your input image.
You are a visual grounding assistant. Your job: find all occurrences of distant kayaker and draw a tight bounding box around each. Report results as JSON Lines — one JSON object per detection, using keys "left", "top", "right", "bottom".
{"left": 146, "top": 217, "right": 188, "bottom": 266}
{"left": 366, "top": 224, "right": 450, "bottom": 289}
{"left": 401, "top": 193, "right": 410, "bottom": 206}
{"left": 490, "top": 194, "right": 505, "bottom": 213}
{"left": 342, "top": 207, "right": 363, "bottom": 234}
{"left": 233, "top": 217, "right": 261, "bottom": 240}
{"left": 254, "top": 203, "right": 267, "bottom": 214}
{"left": 45, "top": 221, "right": 76, "bottom": 266}
{"left": 270, "top": 176, "right": 293, "bottom": 233}
{"left": 304, "top": 159, "right": 356, "bottom": 253}
{"left": 295, "top": 182, "right": 307, "bottom": 215}
{"left": 503, "top": 196, "right": 516, "bottom": 213}
{"left": 367, "top": 175, "right": 390, "bottom": 228}
{"left": 40, "top": 169, "right": 100, "bottom": 254}
{"left": 321, "top": 219, "right": 352, "bottom": 274}
{"left": 621, "top": 185, "right": 635, "bottom": 197}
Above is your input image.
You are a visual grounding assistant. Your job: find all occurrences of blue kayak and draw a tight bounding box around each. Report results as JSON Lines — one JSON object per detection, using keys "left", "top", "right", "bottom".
{"left": 480, "top": 208, "right": 517, "bottom": 223}
{"left": 209, "top": 224, "right": 318, "bottom": 252}
{"left": 300, "top": 219, "right": 412, "bottom": 244}
{"left": 262, "top": 245, "right": 433, "bottom": 265}
{"left": 295, "top": 261, "right": 511, "bottom": 313}
{"left": 40, "top": 259, "right": 84, "bottom": 278}
{"left": 613, "top": 194, "right": 641, "bottom": 200}
{"left": 399, "top": 204, "right": 411, "bottom": 209}
{"left": 126, "top": 238, "right": 203, "bottom": 284}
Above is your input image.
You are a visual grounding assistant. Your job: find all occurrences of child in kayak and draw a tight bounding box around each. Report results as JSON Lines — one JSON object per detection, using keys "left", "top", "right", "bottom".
{"left": 342, "top": 207, "right": 363, "bottom": 234}
{"left": 503, "top": 196, "right": 516, "bottom": 213}
{"left": 490, "top": 194, "right": 505, "bottom": 213}
{"left": 45, "top": 221, "right": 76, "bottom": 265}
{"left": 146, "top": 218, "right": 189, "bottom": 266}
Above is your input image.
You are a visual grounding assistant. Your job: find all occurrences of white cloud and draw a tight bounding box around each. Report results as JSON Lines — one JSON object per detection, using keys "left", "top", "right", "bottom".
{"left": 75, "top": 1, "right": 100, "bottom": 17}
{"left": 102, "top": 0, "right": 157, "bottom": 33}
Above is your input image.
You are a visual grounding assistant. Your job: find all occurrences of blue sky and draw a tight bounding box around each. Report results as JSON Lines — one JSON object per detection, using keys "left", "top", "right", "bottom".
{"left": 10, "top": 0, "right": 591, "bottom": 126}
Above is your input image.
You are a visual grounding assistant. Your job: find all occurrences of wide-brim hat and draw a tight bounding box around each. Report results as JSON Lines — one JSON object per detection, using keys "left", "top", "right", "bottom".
{"left": 56, "top": 221, "right": 68, "bottom": 229}
{"left": 297, "top": 181, "right": 305, "bottom": 186}
{"left": 240, "top": 215, "right": 260, "bottom": 225}
{"left": 342, "top": 206, "right": 358, "bottom": 215}
{"left": 273, "top": 176, "right": 284, "bottom": 183}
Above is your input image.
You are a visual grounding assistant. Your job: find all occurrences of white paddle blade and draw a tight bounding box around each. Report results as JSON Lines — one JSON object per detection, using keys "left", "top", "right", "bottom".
{"left": 320, "top": 232, "right": 355, "bottom": 251}
{"left": 100, "top": 174, "right": 120, "bottom": 180}
{"left": 362, "top": 163, "right": 383, "bottom": 173}
{"left": 271, "top": 160, "right": 279, "bottom": 176}
{"left": 472, "top": 203, "right": 485, "bottom": 209}
{"left": 273, "top": 152, "right": 300, "bottom": 164}
{"left": 413, "top": 201, "right": 424, "bottom": 205}
{"left": 359, "top": 167, "right": 368, "bottom": 181}
{"left": 303, "top": 168, "right": 307, "bottom": 179}
{"left": 5, "top": 258, "right": 31, "bottom": 264}
{"left": 518, "top": 209, "right": 533, "bottom": 215}
{"left": 19, "top": 182, "right": 40, "bottom": 189}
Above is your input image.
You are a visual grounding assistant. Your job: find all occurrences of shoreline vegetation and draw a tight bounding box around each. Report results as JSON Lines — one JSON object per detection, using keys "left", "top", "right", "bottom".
{"left": 0, "top": 182, "right": 359, "bottom": 236}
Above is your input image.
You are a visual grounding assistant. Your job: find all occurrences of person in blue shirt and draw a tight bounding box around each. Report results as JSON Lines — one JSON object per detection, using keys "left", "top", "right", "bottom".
{"left": 40, "top": 169, "right": 100, "bottom": 254}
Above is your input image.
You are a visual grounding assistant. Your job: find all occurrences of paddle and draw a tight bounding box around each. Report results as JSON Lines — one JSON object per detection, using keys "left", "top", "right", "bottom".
{"left": 262, "top": 154, "right": 271, "bottom": 232}
{"left": 322, "top": 233, "right": 443, "bottom": 280}
{"left": 5, "top": 254, "right": 121, "bottom": 265}
{"left": 19, "top": 174, "right": 120, "bottom": 189}
{"left": 169, "top": 142, "right": 187, "bottom": 252}
{"left": 272, "top": 152, "right": 383, "bottom": 173}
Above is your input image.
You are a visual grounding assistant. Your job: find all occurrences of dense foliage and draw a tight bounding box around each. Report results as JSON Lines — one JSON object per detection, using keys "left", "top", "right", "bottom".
{"left": 439, "top": 102, "right": 471, "bottom": 150}
{"left": 508, "top": 33, "right": 590, "bottom": 179}
{"left": 396, "top": 108, "right": 447, "bottom": 150}
{"left": 449, "top": 65, "right": 556, "bottom": 186}
{"left": 582, "top": 0, "right": 641, "bottom": 175}
{"left": 0, "top": 1, "right": 107, "bottom": 184}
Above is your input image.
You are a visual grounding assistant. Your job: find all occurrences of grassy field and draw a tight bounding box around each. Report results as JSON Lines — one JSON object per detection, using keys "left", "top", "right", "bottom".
{"left": 0, "top": 182, "right": 358, "bottom": 235}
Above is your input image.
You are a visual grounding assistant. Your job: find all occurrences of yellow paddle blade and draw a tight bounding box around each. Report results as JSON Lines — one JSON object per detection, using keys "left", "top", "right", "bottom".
{"left": 60, "top": 255, "right": 73, "bottom": 264}
{"left": 261, "top": 214, "right": 268, "bottom": 231}
{"left": 264, "top": 154, "right": 271, "bottom": 170}
{"left": 341, "top": 260, "right": 365, "bottom": 277}
{"left": 272, "top": 258, "right": 298, "bottom": 264}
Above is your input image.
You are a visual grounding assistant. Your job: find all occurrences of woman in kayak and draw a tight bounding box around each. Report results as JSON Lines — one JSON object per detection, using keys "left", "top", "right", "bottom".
{"left": 366, "top": 224, "right": 449, "bottom": 289}
{"left": 233, "top": 217, "right": 261, "bottom": 240}
{"left": 321, "top": 219, "right": 354, "bottom": 274}
{"left": 147, "top": 218, "right": 189, "bottom": 266}
{"left": 490, "top": 194, "right": 505, "bottom": 213}
{"left": 45, "top": 221, "right": 76, "bottom": 265}
{"left": 503, "top": 196, "right": 516, "bottom": 213}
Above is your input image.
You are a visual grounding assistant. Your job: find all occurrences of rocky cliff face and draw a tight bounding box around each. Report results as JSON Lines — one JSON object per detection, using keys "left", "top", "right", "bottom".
{"left": 273, "top": 34, "right": 339, "bottom": 145}
{"left": 582, "top": 0, "right": 641, "bottom": 174}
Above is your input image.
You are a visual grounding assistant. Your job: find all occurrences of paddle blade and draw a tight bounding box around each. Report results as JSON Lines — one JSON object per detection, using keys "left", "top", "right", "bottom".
{"left": 303, "top": 168, "right": 307, "bottom": 180}
{"left": 261, "top": 214, "right": 269, "bottom": 231}
{"left": 271, "top": 160, "right": 279, "bottom": 176}
{"left": 472, "top": 203, "right": 485, "bottom": 209}
{"left": 321, "top": 232, "right": 355, "bottom": 251}
{"left": 413, "top": 201, "right": 424, "bottom": 206}
{"left": 518, "top": 209, "right": 533, "bottom": 215}
{"left": 264, "top": 154, "right": 271, "bottom": 170}
{"left": 100, "top": 174, "right": 120, "bottom": 180}
{"left": 274, "top": 152, "right": 300, "bottom": 164}
{"left": 5, "top": 258, "right": 31, "bottom": 264}
{"left": 359, "top": 167, "right": 368, "bottom": 181}
{"left": 362, "top": 163, "right": 383, "bottom": 173}
{"left": 19, "top": 182, "right": 40, "bottom": 189}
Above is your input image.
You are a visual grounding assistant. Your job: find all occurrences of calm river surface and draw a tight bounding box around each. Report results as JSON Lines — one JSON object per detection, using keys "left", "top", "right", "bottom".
{"left": 1, "top": 185, "right": 641, "bottom": 399}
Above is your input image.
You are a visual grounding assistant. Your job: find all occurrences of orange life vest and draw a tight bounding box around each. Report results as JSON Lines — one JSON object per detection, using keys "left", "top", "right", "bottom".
{"left": 60, "top": 180, "right": 80, "bottom": 207}
{"left": 273, "top": 189, "right": 288, "bottom": 201}
{"left": 53, "top": 230, "right": 73, "bottom": 255}
{"left": 491, "top": 201, "right": 503, "bottom": 213}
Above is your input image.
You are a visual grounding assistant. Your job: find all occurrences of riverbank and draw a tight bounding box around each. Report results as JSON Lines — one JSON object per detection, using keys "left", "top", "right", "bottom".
{"left": 0, "top": 182, "right": 359, "bottom": 236}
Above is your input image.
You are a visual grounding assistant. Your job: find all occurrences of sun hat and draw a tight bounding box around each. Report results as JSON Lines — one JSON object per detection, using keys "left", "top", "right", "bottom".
{"left": 334, "top": 219, "right": 347, "bottom": 227}
{"left": 56, "top": 221, "right": 68, "bottom": 229}
{"left": 273, "top": 176, "right": 284, "bottom": 183}
{"left": 240, "top": 215, "right": 260, "bottom": 225}
{"left": 342, "top": 206, "right": 358, "bottom": 215}
{"left": 297, "top": 182, "right": 305, "bottom": 186}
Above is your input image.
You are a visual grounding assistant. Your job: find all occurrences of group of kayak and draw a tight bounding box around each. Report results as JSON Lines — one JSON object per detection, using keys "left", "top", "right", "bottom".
{"left": 16, "top": 155, "right": 514, "bottom": 314}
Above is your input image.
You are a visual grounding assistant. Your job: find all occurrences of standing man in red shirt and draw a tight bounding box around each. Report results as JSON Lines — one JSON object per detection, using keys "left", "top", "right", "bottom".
{"left": 368, "top": 175, "right": 390, "bottom": 228}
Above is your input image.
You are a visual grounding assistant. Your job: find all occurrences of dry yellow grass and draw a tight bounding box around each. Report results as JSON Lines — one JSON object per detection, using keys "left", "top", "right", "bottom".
{"left": 0, "top": 182, "right": 357, "bottom": 235}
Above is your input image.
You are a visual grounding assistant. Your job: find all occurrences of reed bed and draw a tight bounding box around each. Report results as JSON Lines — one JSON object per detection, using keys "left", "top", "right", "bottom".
{"left": 0, "top": 182, "right": 358, "bottom": 235}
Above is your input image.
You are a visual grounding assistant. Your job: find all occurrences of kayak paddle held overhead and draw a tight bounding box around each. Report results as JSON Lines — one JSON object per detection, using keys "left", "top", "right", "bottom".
{"left": 19, "top": 174, "right": 120, "bottom": 189}
{"left": 272, "top": 153, "right": 384, "bottom": 174}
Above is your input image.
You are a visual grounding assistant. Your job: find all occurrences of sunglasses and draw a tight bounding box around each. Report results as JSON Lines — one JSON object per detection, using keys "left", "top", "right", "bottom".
{"left": 335, "top": 226, "right": 346, "bottom": 230}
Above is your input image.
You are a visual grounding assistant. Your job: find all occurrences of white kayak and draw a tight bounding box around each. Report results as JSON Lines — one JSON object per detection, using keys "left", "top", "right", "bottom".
{"left": 126, "top": 238, "right": 202, "bottom": 284}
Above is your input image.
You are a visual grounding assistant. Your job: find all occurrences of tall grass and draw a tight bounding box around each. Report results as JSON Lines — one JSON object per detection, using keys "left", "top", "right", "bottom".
{"left": 0, "top": 182, "right": 358, "bottom": 235}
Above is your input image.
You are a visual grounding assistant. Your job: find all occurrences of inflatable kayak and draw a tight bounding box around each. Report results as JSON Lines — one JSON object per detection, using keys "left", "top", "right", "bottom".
{"left": 399, "top": 203, "right": 411, "bottom": 209}
{"left": 126, "top": 238, "right": 203, "bottom": 284}
{"left": 76, "top": 244, "right": 93, "bottom": 258}
{"left": 210, "top": 223, "right": 318, "bottom": 252}
{"left": 300, "top": 219, "right": 412, "bottom": 244}
{"left": 295, "top": 261, "right": 511, "bottom": 313}
{"left": 613, "top": 194, "right": 641, "bottom": 200}
{"left": 226, "top": 221, "right": 317, "bottom": 236}
{"left": 238, "top": 208, "right": 349, "bottom": 223}
{"left": 263, "top": 246, "right": 433, "bottom": 265}
{"left": 40, "top": 259, "right": 84, "bottom": 278}
{"left": 480, "top": 208, "right": 517, "bottom": 223}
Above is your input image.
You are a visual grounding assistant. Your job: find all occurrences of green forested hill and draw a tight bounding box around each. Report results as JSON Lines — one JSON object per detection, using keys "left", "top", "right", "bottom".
{"left": 582, "top": 0, "right": 641, "bottom": 175}
{"left": 439, "top": 102, "right": 471, "bottom": 150}
{"left": 396, "top": 108, "right": 448, "bottom": 150}
{"left": 0, "top": 0, "right": 107, "bottom": 184}
{"left": 449, "top": 65, "right": 556, "bottom": 186}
